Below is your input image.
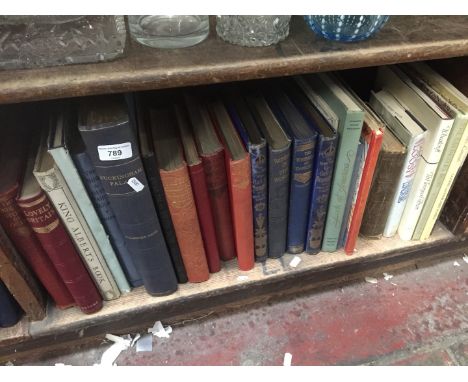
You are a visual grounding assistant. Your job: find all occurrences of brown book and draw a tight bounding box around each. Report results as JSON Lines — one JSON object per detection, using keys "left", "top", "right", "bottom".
{"left": 151, "top": 108, "right": 210, "bottom": 283}
{"left": 0, "top": 225, "right": 46, "bottom": 321}
{"left": 439, "top": 159, "right": 468, "bottom": 235}
{"left": 360, "top": 128, "right": 406, "bottom": 239}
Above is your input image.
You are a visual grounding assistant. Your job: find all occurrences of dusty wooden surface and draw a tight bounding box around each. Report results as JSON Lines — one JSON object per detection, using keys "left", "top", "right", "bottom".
{"left": 0, "top": 16, "right": 467, "bottom": 105}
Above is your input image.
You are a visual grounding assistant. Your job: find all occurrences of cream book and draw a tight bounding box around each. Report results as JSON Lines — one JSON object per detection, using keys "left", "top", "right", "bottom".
{"left": 375, "top": 66, "right": 454, "bottom": 241}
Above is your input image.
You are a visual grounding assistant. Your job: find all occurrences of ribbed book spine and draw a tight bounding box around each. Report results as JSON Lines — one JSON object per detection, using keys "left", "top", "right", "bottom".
{"left": 0, "top": 281, "right": 22, "bottom": 328}
{"left": 0, "top": 185, "right": 74, "bottom": 309}
{"left": 18, "top": 191, "right": 102, "bottom": 314}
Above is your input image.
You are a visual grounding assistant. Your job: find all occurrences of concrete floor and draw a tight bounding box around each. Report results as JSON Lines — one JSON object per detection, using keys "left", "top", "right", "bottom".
{"left": 13, "top": 255, "right": 468, "bottom": 366}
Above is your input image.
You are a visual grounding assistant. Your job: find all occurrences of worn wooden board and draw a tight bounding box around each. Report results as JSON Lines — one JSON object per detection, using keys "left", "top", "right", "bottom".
{"left": 0, "top": 16, "right": 467, "bottom": 104}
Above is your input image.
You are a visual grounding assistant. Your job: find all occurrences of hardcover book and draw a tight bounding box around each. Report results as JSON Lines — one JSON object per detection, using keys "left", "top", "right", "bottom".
{"left": 185, "top": 93, "right": 237, "bottom": 262}
{"left": 176, "top": 103, "right": 221, "bottom": 273}
{"left": 0, "top": 281, "right": 22, "bottom": 328}
{"left": 78, "top": 96, "right": 178, "bottom": 296}
{"left": 209, "top": 99, "right": 255, "bottom": 271}
{"left": 48, "top": 105, "right": 130, "bottom": 294}
{"left": 151, "top": 107, "right": 210, "bottom": 283}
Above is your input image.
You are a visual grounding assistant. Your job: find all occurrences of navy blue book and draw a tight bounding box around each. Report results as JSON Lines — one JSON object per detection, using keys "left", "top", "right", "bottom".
{"left": 246, "top": 92, "right": 291, "bottom": 259}
{"left": 0, "top": 281, "right": 22, "bottom": 328}
{"left": 285, "top": 81, "right": 338, "bottom": 254}
{"left": 225, "top": 94, "right": 268, "bottom": 262}
{"left": 265, "top": 86, "right": 318, "bottom": 254}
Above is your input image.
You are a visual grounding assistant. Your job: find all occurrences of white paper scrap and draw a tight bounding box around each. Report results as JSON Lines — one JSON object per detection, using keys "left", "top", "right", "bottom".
{"left": 127, "top": 177, "right": 144, "bottom": 192}
{"left": 283, "top": 352, "right": 292, "bottom": 366}
{"left": 463, "top": 255, "right": 468, "bottom": 264}
{"left": 148, "top": 321, "right": 172, "bottom": 338}
{"left": 454, "top": 261, "right": 460, "bottom": 267}
{"left": 383, "top": 273, "right": 394, "bottom": 281}
{"left": 98, "top": 334, "right": 132, "bottom": 366}
{"left": 130, "top": 333, "right": 141, "bottom": 347}
{"left": 5, "top": 361, "right": 14, "bottom": 366}
{"left": 237, "top": 275, "right": 249, "bottom": 282}
{"left": 289, "top": 256, "right": 301, "bottom": 268}
{"left": 365, "top": 277, "right": 378, "bottom": 284}
{"left": 136, "top": 334, "right": 153, "bottom": 353}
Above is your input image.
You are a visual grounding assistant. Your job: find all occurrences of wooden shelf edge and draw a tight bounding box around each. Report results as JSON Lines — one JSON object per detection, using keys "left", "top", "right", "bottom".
{"left": 1, "top": 226, "right": 467, "bottom": 362}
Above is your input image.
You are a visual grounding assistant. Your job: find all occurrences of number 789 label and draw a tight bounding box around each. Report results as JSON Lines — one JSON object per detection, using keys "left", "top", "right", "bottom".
{"left": 97, "top": 142, "right": 133, "bottom": 161}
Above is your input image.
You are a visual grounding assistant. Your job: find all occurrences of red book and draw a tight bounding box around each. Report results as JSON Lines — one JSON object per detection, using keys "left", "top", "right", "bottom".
{"left": 18, "top": 170, "right": 102, "bottom": 314}
{"left": 185, "top": 95, "right": 237, "bottom": 262}
{"left": 344, "top": 110, "right": 384, "bottom": 255}
{"left": 209, "top": 100, "right": 255, "bottom": 271}
{"left": 151, "top": 108, "right": 210, "bottom": 283}
{"left": 176, "top": 104, "right": 221, "bottom": 273}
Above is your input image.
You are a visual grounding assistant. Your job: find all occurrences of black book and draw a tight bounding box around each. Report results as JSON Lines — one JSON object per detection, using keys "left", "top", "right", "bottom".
{"left": 77, "top": 96, "right": 178, "bottom": 296}
{"left": 0, "top": 280, "right": 23, "bottom": 328}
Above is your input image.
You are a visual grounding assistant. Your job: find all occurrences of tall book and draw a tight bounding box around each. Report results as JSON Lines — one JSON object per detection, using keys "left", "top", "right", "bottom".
{"left": 176, "top": 104, "right": 221, "bottom": 273}
{"left": 77, "top": 96, "right": 178, "bottom": 296}
{"left": 266, "top": 84, "right": 317, "bottom": 254}
{"left": 225, "top": 94, "right": 268, "bottom": 262}
{"left": 0, "top": 109, "right": 75, "bottom": 310}
{"left": 48, "top": 105, "right": 130, "bottom": 294}
{"left": 0, "top": 225, "right": 46, "bottom": 321}
{"left": 185, "top": 93, "right": 237, "bottom": 262}
{"left": 301, "top": 73, "right": 365, "bottom": 252}
{"left": 0, "top": 281, "right": 22, "bottom": 328}
{"left": 135, "top": 94, "right": 188, "bottom": 283}
{"left": 209, "top": 99, "right": 255, "bottom": 271}
{"left": 369, "top": 89, "right": 427, "bottom": 238}
{"left": 290, "top": 77, "right": 338, "bottom": 254}
{"left": 375, "top": 66, "right": 454, "bottom": 240}
{"left": 18, "top": 151, "right": 102, "bottom": 314}
{"left": 151, "top": 108, "right": 210, "bottom": 283}
{"left": 246, "top": 92, "right": 291, "bottom": 259}
{"left": 402, "top": 62, "right": 468, "bottom": 240}
{"left": 34, "top": 126, "right": 120, "bottom": 301}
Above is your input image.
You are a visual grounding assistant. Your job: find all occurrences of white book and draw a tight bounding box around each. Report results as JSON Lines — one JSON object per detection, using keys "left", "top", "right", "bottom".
{"left": 370, "top": 90, "right": 426, "bottom": 237}
{"left": 375, "top": 66, "right": 455, "bottom": 240}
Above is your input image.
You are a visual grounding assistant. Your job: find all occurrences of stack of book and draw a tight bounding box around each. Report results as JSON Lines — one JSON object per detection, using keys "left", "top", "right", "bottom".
{"left": 1, "top": 62, "right": 467, "bottom": 324}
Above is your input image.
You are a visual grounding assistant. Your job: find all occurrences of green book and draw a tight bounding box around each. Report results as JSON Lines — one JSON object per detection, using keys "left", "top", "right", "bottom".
{"left": 302, "top": 73, "right": 364, "bottom": 252}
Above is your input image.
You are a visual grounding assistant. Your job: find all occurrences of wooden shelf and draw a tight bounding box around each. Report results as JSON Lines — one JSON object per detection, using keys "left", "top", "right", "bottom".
{"left": 0, "top": 16, "right": 467, "bottom": 105}
{"left": 1, "top": 224, "right": 467, "bottom": 362}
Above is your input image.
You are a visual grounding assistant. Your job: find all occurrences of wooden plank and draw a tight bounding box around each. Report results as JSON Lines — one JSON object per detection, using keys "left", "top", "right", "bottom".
{"left": 0, "top": 16, "right": 467, "bottom": 104}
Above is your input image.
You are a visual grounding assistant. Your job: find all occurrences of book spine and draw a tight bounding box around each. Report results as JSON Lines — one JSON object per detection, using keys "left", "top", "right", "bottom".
{"left": 0, "top": 185, "right": 74, "bottom": 309}
{"left": 51, "top": 148, "right": 130, "bottom": 294}
{"left": 142, "top": 153, "right": 188, "bottom": 283}
{"left": 79, "top": 123, "right": 178, "bottom": 296}
{"left": 305, "top": 136, "right": 338, "bottom": 254}
{"left": 360, "top": 150, "right": 406, "bottom": 239}
{"left": 249, "top": 142, "right": 268, "bottom": 262}
{"left": 188, "top": 163, "right": 221, "bottom": 273}
{"left": 226, "top": 156, "right": 255, "bottom": 271}
{"left": 383, "top": 135, "right": 425, "bottom": 237}
{"left": 18, "top": 192, "right": 102, "bottom": 314}
{"left": 34, "top": 166, "right": 120, "bottom": 300}
{"left": 268, "top": 145, "right": 291, "bottom": 258}
{"left": 414, "top": 118, "right": 468, "bottom": 239}
{"left": 160, "top": 166, "right": 210, "bottom": 283}
{"left": 0, "top": 225, "right": 46, "bottom": 321}
{"left": 0, "top": 281, "right": 22, "bottom": 328}
{"left": 419, "top": 128, "right": 468, "bottom": 239}
{"left": 73, "top": 151, "right": 143, "bottom": 287}
{"left": 201, "top": 150, "right": 237, "bottom": 261}
{"left": 287, "top": 138, "right": 316, "bottom": 254}
{"left": 322, "top": 112, "right": 364, "bottom": 252}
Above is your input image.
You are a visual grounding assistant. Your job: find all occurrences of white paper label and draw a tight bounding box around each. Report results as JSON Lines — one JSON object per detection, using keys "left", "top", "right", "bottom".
{"left": 128, "top": 177, "right": 144, "bottom": 192}
{"left": 98, "top": 142, "right": 132, "bottom": 161}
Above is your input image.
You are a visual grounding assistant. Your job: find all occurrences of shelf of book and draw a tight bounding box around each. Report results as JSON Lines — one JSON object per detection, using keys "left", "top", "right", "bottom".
{"left": 1, "top": 223, "right": 467, "bottom": 362}
{"left": 0, "top": 16, "right": 468, "bottom": 105}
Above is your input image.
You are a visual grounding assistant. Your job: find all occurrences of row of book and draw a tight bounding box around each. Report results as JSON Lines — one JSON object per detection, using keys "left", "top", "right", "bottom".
{"left": 1, "top": 61, "right": 467, "bottom": 328}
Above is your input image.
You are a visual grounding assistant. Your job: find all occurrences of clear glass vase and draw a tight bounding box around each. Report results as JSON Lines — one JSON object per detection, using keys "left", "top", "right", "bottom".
{"left": 128, "top": 15, "right": 209, "bottom": 49}
{"left": 216, "top": 16, "right": 291, "bottom": 47}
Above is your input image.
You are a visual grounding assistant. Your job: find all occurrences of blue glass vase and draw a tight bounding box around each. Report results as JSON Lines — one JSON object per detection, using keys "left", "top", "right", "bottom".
{"left": 304, "top": 15, "right": 390, "bottom": 42}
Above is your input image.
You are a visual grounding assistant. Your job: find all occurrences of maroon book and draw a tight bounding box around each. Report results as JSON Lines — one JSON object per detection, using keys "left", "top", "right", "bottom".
{"left": 18, "top": 185, "right": 102, "bottom": 315}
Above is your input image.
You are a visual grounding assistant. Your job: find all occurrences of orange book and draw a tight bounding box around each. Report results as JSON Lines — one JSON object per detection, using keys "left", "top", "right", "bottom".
{"left": 209, "top": 99, "right": 255, "bottom": 271}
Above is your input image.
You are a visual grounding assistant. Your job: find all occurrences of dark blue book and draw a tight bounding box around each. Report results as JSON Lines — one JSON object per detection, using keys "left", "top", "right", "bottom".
{"left": 285, "top": 80, "right": 338, "bottom": 254}
{"left": 265, "top": 86, "right": 318, "bottom": 254}
{"left": 225, "top": 94, "right": 268, "bottom": 262}
{"left": 0, "top": 281, "right": 22, "bottom": 328}
{"left": 246, "top": 93, "right": 291, "bottom": 259}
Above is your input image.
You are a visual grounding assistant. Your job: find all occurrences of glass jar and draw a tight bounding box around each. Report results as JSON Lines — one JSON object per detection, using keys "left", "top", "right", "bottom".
{"left": 216, "top": 16, "right": 291, "bottom": 47}
{"left": 128, "top": 15, "right": 209, "bottom": 49}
